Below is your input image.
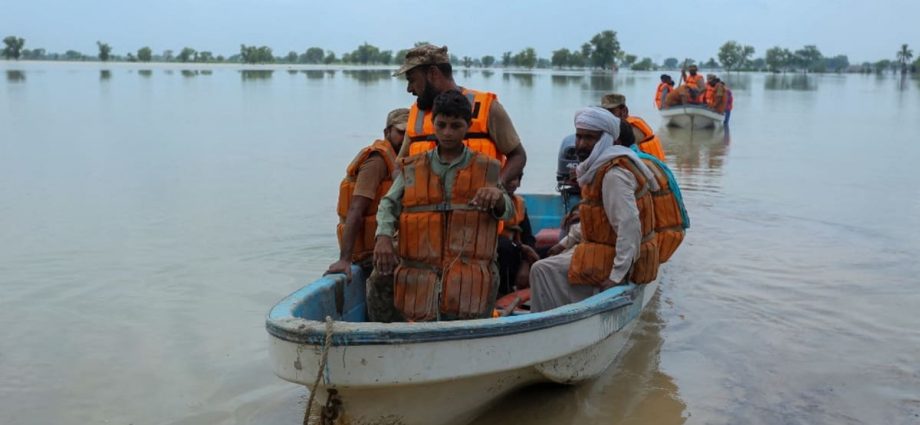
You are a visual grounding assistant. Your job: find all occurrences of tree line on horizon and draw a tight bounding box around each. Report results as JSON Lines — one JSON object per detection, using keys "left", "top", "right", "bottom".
{"left": 2, "top": 33, "right": 917, "bottom": 75}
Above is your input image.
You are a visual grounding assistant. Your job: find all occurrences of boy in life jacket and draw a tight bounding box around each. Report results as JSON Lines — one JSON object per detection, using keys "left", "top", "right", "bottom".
{"left": 496, "top": 172, "right": 539, "bottom": 296}
{"left": 530, "top": 107, "right": 660, "bottom": 313}
{"left": 326, "top": 108, "right": 407, "bottom": 322}
{"left": 374, "top": 90, "right": 514, "bottom": 321}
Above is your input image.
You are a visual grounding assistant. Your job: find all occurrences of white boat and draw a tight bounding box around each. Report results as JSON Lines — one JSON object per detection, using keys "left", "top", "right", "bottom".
{"left": 660, "top": 105, "right": 725, "bottom": 129}
{"left": 265, "top": 193, "right": 660, "bottom": 425}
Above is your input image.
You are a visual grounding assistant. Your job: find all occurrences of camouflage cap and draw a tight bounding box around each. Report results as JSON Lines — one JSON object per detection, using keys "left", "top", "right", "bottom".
{"left": 600, "top": 93, "right": 627, "bottom": 109}
{"left": 393, "top": 44, "right": 450, "bottom": 76}
{"left": 386, "top": 107, "right": 409, "bottom": 131}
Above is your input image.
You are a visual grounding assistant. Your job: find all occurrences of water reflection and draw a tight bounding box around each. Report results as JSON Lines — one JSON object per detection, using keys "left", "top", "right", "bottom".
{"left": 342, "top": 69, "right": 390, "bottom": 84}
{"left": 551, "top": 74, "right": 584, "bottom": 86}
{"left": 461, "top": 69, "right": 472, "bottom": 79}
{"left": 181, "top": 70, "right": 199, "bottom": 78}
{"left": 721, "top": 73, "right": 752, "bottom": 91}
{"left": 6, "top": 70, "right": 26, "bottom": 82}
{"left": 507, "top": 72, "right": 534, "bottom": 87}
{"left": 482, "top": 70, "right": 494, "bottom": 78}
{"left": 303, "top": 70, "right": 325, "bottom": 79}
{"left": 473, "top": 303, "right": 686, "bottom": 425}
{"left": 163, "top": 69, "right": 174, "bottom": 75}
{"left": 138, "top": 70, "right": 152, "bottom": 77}
{"left": 585, "top": 73, "right": 615, "bottom": 91}
{"left": 287, "top": 69, "right": 298, "bottom": 75}
{"left": 200, "top": 70, "right": 212, "bottom": 76}
{"left": 764, "top": 74, "right": 817, "bottom": 91}
{"left": 660, "top": 126, "right": 730, "bottom": 173}
{"left": 99, "top": 70, "right": 111, "bottom": 80}
{"left": 240, "top": 70, "right": 274, "bottom": 81}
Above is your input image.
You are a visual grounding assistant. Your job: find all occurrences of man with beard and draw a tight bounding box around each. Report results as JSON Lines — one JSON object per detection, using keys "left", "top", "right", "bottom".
{"left": 529, "top": 107, "right": 660, "bottom": 312}
{"left": 393, "top": 44, "right": 526, "bottom": 188}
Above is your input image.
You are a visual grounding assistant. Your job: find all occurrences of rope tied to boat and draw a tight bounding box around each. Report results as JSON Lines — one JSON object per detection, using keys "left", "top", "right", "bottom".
{"left": 303, "top": 316, "right": 335, "bottom": 425}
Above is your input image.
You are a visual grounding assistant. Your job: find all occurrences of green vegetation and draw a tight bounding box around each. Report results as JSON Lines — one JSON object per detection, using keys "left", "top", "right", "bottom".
{"left": 717, "top": 41, "right": 755, "bottom": 71}
{"left": 897, "top": 44, "right": 913, "bottom": 73}
{"left": 97, "top": 41, "right": 111, "bottom": 62}
{"left": 3, "top": 36, "right": 26, "bottom": 60}
{"left": 137, "top": 47, "right": 152, "bottom": 62}
{"left": 0, "top": 31, "right": 915, "bottom": 76}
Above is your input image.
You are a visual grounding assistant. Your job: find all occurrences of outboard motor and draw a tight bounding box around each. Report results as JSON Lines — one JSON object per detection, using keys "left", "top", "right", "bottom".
{"left": 556, "top": 134, "right": 581, "bottom": 212}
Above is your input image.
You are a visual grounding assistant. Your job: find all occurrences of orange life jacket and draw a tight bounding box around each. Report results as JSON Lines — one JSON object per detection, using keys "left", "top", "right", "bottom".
{"left": 638, "top": 157, "right": 686, "bottom": 262}
{"left": 336, "top": 140, "right": 397, "bottom": 262}
{"left": 568, "top": 157, "right": 659, "bottom": 285}
{"left": 394, "top": 151, "right": 502, "bottom": 321}
{"left": 702, "top": 84, "right": 715, "bottom": 104}
{"left": 625, "top": 116, "right": 666, "bottom": 161}
{"left": 684, "top": 74, "right": 704, "bottom": 89}
{"left": 707, "top": 82, "right": 728, "bottom": 113}
{"left": 406, "top": 88, "right": 505, "bottom": 164}
{"left": 654, "top": 83, "right": 670, "bottom": 109}
{"left": 683, "top": 74, "right": 706, "bottom": 103}
{"left": 501, "top": 195, "right": 527, "bottom": 240}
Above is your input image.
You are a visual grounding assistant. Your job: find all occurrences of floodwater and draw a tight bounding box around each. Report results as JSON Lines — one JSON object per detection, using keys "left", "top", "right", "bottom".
{"left": 2, "top": 62, "right": 919, "bottom": 425}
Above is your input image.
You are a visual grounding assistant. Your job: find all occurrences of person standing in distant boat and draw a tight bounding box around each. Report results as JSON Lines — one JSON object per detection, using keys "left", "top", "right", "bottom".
{"left": 704, "top": 75, "right": 729, "bottom": 115}
{"left": 392, "top": 44, "right": 527, "bottom": 188}
{"left": 326, "top": 108, "right": 408, "bottom": 322}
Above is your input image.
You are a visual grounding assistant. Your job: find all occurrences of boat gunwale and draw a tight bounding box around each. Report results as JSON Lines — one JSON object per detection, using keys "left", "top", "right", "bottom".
{"left": 265, "top": 280, "right": 635, "bottom": 346}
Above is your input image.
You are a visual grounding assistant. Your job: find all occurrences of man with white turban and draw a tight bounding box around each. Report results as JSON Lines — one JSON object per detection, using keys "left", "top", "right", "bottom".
{"left": 530, "top": 107, "right": 658, "bottom": 312}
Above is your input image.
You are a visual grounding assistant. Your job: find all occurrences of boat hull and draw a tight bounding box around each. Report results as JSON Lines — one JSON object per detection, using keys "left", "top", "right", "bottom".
{"left": 661, "top": 105, "right": 724, "bottom": 129}
{"left": 267, "top": 279, "right": 657, "bottom": 425}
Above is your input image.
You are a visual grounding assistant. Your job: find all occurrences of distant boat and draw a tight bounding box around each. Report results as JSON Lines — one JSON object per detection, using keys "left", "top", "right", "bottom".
{"left": 265, "top": 192, "right": 660, "bottom": 425}
{"left": 661, "top": 105, "right": 724, "bottom": 129}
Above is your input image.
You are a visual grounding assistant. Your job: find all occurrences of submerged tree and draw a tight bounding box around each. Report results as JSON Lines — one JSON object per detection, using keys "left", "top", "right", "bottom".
{"left": 2, "top": 36, "right": 26, "bottom": 60}
{"left": 794, "top": 45, "right": 823, "bottom": 73}
{"left": 896, "top": 44, "right": 913, "bottom": 73}
{"left": 718, "top": 41, "right": 754, "bottom": 71}
{"left": 137, "top": 46, "right": 152, "bottom": 62}
{"left": 97, "top": 41, "right": 112, "bottom": 62}
{"left": 302, "top": 47, "right": 325, "bottom": 64}
{"left": 177, "top": 47, "right": 196, "bottom": 63}
{"left": 589, "top": 30, "right": 621, "bottom": 69}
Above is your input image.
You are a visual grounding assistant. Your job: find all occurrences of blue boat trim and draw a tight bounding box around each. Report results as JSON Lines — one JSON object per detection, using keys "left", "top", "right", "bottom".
{"left": 265, "top": 192, "right": 637, "bottom": 347}
{"left": 266, "top": 283, "right": 634, "bottom": 346}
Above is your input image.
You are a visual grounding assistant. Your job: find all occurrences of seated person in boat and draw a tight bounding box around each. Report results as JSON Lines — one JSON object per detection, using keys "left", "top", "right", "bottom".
{"left": 326, "top": 108, "right": 408, "bottom": 322}
{"left": 496, "top": 171, "right": 539, "bottom": 296}
{"left": 663, "top": 85, "right": 693, "bottom": 108}
{"left": 374, "top": 89, "right": 514, "bottom": 321}
{"left": 681, "top": 64, "right": 705, "bottom": 103}
{"left": 601, "top": 93, "right": 666, "bottom": 161}
{"left": 530, "top": 107, "right": 660, "bottom": 312}
{"left": 654, "top": 74, "right": 674, "bottom": 110}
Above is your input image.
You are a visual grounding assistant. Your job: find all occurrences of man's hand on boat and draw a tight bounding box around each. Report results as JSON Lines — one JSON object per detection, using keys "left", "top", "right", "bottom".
{"left": 599, "top": 278, "right": 628, "bottom": 291}
{"left": 324, "top": 259, "right": 353, "bottom": 280}
{"left": 374, "top": 235, "right": 399, "bottom": 275}
{"left": 469, "top": 187, "right": 505, "bottom": 214}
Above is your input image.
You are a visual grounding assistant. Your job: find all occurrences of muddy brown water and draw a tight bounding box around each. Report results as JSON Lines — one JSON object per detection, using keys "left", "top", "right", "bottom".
{"left": 2, "top": 62, "right": 919, "bottom": 425}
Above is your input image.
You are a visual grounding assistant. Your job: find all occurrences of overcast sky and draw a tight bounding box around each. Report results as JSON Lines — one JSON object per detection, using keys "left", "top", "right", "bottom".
{"left": 3, "top": 0, "right": 918, "bottom": 63}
